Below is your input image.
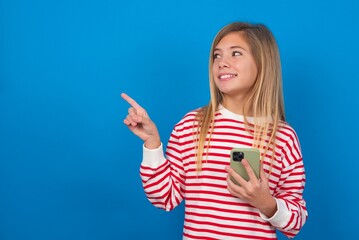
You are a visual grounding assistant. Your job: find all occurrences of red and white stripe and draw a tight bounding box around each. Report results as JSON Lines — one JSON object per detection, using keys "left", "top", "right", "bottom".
{"left": 140, "top": 108, "right": 307, "bottom": 239}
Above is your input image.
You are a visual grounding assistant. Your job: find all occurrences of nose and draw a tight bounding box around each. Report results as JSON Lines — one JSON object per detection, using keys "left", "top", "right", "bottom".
{"left": 218, "top": 57, "right": 230, "bottom": 68}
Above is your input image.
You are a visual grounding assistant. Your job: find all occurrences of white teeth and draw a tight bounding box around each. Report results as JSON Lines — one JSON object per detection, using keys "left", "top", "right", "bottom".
{"left": 219, "top": 74, "right": 236, "bottom": 79}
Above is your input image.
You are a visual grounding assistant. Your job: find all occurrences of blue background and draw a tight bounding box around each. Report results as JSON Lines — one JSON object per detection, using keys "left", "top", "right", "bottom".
{"left": 1, "top": 0, "right": 358, "bottom": 239}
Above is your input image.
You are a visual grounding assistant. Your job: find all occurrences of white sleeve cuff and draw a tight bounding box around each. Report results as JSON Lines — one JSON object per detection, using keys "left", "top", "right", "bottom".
{"left": 259, "top": 198, "right": 291, "bottom": 228}
{"left": 142, "top": 143, "right": 167, "bottom": 168}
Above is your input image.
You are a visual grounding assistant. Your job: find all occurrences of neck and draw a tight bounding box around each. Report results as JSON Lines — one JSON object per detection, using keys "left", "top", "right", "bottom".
{"left": 222, "top": 95, "right": 251, "bottom": 116}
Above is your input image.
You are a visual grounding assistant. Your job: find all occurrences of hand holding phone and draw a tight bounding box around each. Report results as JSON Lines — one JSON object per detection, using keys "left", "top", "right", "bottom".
{"left": 230, "top": 148, "right": 260, "bottom": 184}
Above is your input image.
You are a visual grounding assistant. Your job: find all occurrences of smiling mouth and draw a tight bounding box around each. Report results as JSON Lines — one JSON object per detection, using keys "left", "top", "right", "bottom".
{"left": 218, "top": 74, "right": 238, "bottom": 80}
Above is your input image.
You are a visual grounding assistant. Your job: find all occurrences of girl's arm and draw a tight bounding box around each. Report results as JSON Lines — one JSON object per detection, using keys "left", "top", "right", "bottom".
{"left": 226, "top": 129, "right": 307, "bottom": 238}
{"left": 140, "top": 129, "right": 185, "bottom": 211}
{"left": 122, "top": 92, "right": 185, "bottom": 211}
{"left": 264, "top": 158, "right": 307, "bottom": 238}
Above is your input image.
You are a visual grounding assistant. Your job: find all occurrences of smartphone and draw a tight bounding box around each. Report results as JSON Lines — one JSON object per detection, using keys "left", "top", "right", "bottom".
{"left": 230, "top": 148, "right": 260, "bottom": 184}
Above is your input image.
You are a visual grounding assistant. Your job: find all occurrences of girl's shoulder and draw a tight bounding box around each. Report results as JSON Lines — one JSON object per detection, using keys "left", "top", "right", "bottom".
{"left": 173, "top": 107, "right": 203, "bottom": 130}
{"left": 183, "top": 107, "right": 201, "bottom": 118}
{"left": 278, "top": 120, "right": 298, "bottom": 136}
{"left": 276, "top": 120, "right": 301, "bottom": 146}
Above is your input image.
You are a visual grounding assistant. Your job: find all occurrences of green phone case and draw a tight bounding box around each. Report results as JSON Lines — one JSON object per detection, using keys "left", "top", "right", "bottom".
{"left": 230, "top": 148, "right": 260, "bottom": 184}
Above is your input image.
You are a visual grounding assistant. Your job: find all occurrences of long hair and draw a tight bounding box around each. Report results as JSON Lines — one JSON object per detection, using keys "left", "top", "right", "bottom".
{"left": 194, "top": 22, "right": 285, "bottom": 172}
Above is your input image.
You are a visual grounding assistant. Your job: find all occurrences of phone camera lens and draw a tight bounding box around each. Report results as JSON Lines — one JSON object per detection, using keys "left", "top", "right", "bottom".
{"left": 233, "top": 151, "right": 244, "bottom": 162}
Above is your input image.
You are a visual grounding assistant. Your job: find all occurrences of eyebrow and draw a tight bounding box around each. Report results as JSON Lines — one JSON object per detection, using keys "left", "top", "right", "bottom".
{"left": 214, "top": 46, "right": 247, "bottom": 52}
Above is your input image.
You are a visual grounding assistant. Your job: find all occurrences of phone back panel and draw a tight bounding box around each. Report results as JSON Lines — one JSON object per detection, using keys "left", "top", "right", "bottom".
{"left": 230, "top": 148, "right": 260, "bottom": 182}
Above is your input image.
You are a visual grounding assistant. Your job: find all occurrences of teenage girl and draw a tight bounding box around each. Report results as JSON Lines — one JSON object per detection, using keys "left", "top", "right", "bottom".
{"left": 122, "top": 22, "right": 307, "bottom": 240}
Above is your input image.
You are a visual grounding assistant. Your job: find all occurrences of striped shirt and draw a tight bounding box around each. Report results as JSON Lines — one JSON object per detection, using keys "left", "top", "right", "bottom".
{"left": 140, "top": 106, "right": 307, "bottom": 239}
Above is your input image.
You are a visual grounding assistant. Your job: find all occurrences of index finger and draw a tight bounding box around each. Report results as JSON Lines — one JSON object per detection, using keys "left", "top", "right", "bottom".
{"left": 241, "top": 159, "right": 259, "bottom": 181}
{"left": 121, "top": 93, "right": 142, "bottom": 110}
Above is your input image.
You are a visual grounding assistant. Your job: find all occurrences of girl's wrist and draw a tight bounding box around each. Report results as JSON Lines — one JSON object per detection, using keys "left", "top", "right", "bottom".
{"left": 258, "top": 197, "right": 277, "bottom": 218}
{"left": 144, "top": 137, "right": 161, "bottom": 149}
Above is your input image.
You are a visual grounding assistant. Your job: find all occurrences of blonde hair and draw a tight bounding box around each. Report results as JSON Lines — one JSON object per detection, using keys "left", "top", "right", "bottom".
{"left": 195, "top": 22, "right": 285, "bottom": 172}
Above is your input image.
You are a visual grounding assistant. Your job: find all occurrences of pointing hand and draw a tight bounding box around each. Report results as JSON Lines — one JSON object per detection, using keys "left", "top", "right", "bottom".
{"left": 121, "top": 93, "right": 161, "bottom": 149}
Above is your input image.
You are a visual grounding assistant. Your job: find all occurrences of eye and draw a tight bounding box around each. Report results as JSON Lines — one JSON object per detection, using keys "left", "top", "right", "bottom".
{"left": 213, "top": 53, "right": 221, "bottom": 59}
{"left": 232, "top": 51, "right": 242, "bottom": 56}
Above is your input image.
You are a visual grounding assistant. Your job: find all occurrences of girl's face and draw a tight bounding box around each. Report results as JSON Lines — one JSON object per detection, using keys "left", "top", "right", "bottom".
{"left": 212, "top": 32, "right": 258, "bottom": 100}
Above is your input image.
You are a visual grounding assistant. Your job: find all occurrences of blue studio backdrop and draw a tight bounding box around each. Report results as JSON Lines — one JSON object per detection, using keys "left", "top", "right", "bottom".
{"left": 1, "top": 0, "right": 358, "bottom": 239}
